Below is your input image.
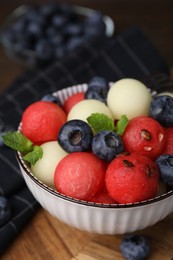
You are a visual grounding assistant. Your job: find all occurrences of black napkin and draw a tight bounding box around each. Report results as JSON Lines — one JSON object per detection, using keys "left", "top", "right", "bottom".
{"left": 0, "top": 26, "right": 170, "bottom": 254}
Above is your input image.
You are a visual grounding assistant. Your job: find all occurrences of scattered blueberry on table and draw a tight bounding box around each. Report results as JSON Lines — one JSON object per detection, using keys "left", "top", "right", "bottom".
{"left": 120, "top": 234, "right": 150, "bottom": 260}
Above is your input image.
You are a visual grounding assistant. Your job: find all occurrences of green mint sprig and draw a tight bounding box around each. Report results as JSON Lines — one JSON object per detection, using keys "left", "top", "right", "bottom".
{"left": 87, "top": 113, "right": 128, "bottom": 135}
{"left": 2, "top": 132, "right": 43, "bottom": 165}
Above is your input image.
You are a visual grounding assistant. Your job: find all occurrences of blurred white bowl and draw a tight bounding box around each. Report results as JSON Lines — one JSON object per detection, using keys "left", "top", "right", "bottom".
{"left": 16, "top": 83, "right": 173, "bottom": 234}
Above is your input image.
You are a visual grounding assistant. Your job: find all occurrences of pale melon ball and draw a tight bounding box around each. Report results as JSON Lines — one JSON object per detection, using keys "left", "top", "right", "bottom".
{"left": 107, "top": 78, "right": 152, "bottom": 119}
{"left": 67, "top": 99, "right": 114, "bottom": 122}
{"left": 31, "top": 141, "right": 68, "bottom": 187}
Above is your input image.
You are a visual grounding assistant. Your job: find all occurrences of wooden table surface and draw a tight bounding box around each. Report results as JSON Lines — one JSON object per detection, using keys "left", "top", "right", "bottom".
{"left": 0, "top": 0, "right": 173, "bottom": 259}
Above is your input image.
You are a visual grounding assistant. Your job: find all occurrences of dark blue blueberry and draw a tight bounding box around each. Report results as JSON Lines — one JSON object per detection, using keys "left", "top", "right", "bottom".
{"left": 85, "top": 76, "right": 109, "bottom": 103}
{"left": 92, "top": 130, "right": 124, "bottom": 161}
{"left": 0, "top": 196, "right": 11, "bottom": 227}
{"left": 51, "top": 14, "right": 68, "bottom": 28}
{"left": 27, "top": 22, "right": 42, "bottom": 38}
{"left": 49, "top": 34, "right": 64, "bottom": 47}
{"left": 149, "top": 95, "right": 173, "bottom": 127}
{"left": 84, "top": 12, "right": 105, "bottom": 34}
{"left": 66, "top": 37, "right": 83, "bottom": 52}
{"left": 120, "top": 234, "right": 150, "bottom": 260}
{"left": 39, "top": 3, "right": 58, "bottom": 18}
{"left": 64, "top": 23, "right": 82, "bottom": 36}
{"left": 35, "top": 39, "right": 53, "bottom": 61}
{"left": 41, "top": 94, "right": 62, "bottom": 106}
{"left": 58, "top": 120, "right": 93, "bottom": 153}
{"left": 156, "top": 154, "right": 173, "bottom": 186}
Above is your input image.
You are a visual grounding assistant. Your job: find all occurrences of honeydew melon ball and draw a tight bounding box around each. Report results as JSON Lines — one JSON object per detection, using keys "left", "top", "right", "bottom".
{"left": 67, "top": 99, "right": 114, "bottom": 122}
{"left": 31, "top": 141, "right": 68, "bottom": 187}
{"left": 107, "top": 78, "right": 152, "bottom": 120}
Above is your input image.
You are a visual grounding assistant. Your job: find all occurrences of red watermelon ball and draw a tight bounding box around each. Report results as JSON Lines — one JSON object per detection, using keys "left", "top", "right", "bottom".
{"left": 21, "top": 101, "right": 67, "bottom": 145}
{"left": 54, "top": 152, "right": 106, "bottom": 200}
{"left": 63, "top": 92, "right": 85, "bottom": 114}
{"left": 105, "top": 153, "right": 160, "bottom": 204}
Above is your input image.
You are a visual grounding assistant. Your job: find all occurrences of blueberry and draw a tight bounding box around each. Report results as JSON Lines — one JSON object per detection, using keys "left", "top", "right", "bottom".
{"left": 41, "top": 94, "right": 62, "bottom": 106}
{"left": 85, "top": 76, "right": 109, "bottom": 103}
{"left": 149, "top": 95, "right": 173, "bottom": 127}
{"left": 51, "top": 14, "right": 68, "bottom": 28}
{"left": 84, "top": 12, "right": 105, "bottom": 34}
{"left": 92, "top": 130, "right": 124, "bottom": 161}
{"left": 49, "top": 34, "right": 64, "bottom": 47}
{"left": 156, "top": 154, "right": 173, "bottom": 186}
{"left": 35, "top": 39, "right": 53, "bottom": 61}
{"left": 64, "top": 23, "right": 82, "bottom": 36}
{"left": 0, "top": 196, "right": 11, "bottom": 227}
{"left": 27, "top": 22, "right": 42, "bottom": 38}
{"left": 66, "top": 37, "right": 84, "bottom": 52}
{"left": 120, "top": 234, "right": 150, "bottom": 260}
{"left": 58, "top": 120, "right": 93, "bottom": 153}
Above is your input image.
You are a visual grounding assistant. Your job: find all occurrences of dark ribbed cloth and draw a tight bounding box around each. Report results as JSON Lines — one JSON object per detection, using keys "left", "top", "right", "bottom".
{"left": 0, "top": 26, "right": 170, "bottom": 254}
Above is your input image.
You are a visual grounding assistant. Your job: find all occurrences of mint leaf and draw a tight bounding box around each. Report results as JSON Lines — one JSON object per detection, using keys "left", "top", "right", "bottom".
{"left": 23, "top": 145, "right": 43, "bottom": 165}
{"left": 2, "top": 132, "right": 33, "bottom": 153}
{"left": 87, "top": 113, "right": 115, "bottom": 133}
{"left": 115, "top": 115, "right": 128, "bottom": 135}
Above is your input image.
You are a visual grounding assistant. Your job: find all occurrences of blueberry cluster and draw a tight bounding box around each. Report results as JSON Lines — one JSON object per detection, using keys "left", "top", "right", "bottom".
{"left": 4, "top": 3, "right": 105, "bottom": 66}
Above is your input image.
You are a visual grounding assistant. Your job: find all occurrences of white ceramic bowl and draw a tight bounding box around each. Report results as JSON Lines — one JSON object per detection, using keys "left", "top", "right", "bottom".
{"left": 16, "top": 84, "right": 173, "bottom": 235}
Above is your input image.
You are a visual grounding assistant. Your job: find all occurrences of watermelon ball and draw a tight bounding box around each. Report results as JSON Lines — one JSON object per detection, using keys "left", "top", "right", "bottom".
{"left": 122, "top": 116, "right": 166, "bottom": 160}
{"left": 63, "top": 92, "right": 84, "bottom": 114}
{"left": 21, "top": 101, "right": 67, "bottom": 145}
{"left": 89, "top": 189, "right": 116, "bottom": 204}
{"left": 54, "top": 152, "right": 106, "bottom": 200}
{"left": 105, "top": 153, "right": 160, "bottom": 204}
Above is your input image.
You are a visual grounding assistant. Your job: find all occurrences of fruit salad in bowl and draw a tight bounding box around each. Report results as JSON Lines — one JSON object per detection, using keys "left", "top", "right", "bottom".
{"left": 3, "top": 77, "right": 173, "bottom": 234}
